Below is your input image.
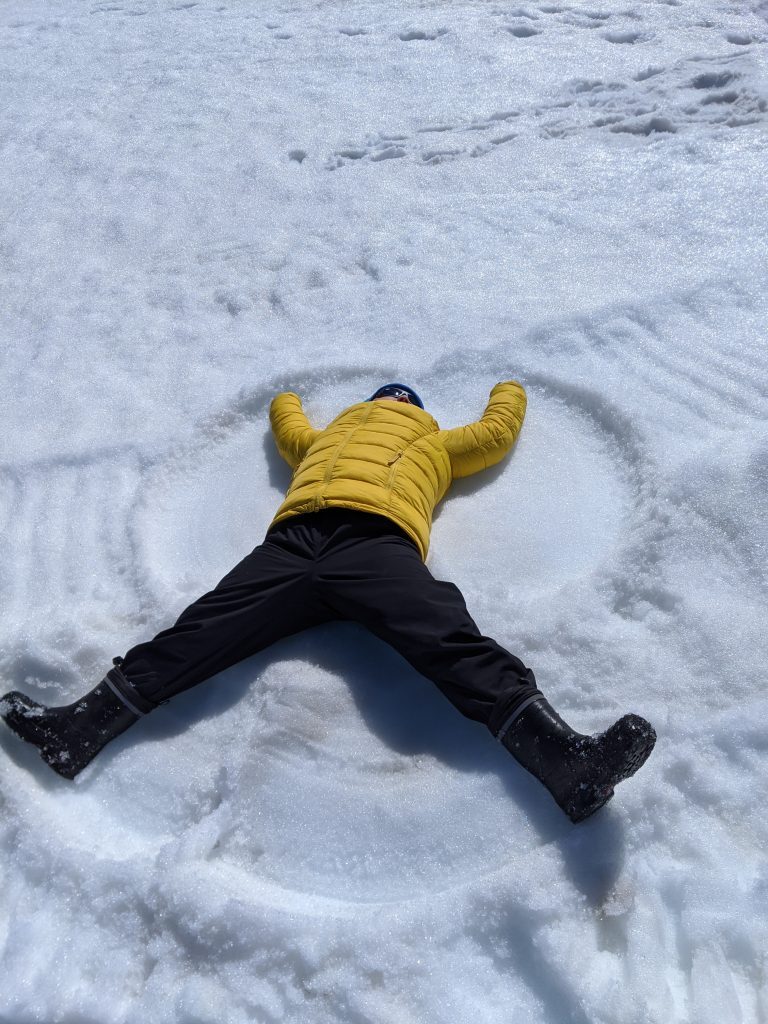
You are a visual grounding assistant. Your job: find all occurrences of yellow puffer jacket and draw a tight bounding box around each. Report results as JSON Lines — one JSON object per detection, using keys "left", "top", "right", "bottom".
{"left": 269, "top": 381, "right": 527, "bottom": 560}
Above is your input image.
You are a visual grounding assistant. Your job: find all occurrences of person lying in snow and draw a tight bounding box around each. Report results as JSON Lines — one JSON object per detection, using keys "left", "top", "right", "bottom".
{"left": 1, "top": 381, "right": 655, "bottom": 822}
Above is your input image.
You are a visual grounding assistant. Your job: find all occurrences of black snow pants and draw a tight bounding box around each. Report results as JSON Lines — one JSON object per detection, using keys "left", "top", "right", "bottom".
{"left": 117, "top": 509, "right": 542, "bottom": 738}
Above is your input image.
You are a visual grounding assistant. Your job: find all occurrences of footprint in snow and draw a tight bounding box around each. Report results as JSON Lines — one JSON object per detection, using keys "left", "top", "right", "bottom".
{"left": 323, "top": 53, "right": 764, "bottom": 170}
{"left": 505, "top": 24, "right": 541, "bottom": 37}
{"left": 398, "top": 27, "right": 448, "bottom": 41}
{"left": 603, "top": 29, "right": 647, "bottom": 44}
{"left": 326, "top": 136, "right": 408, "bottom": 169}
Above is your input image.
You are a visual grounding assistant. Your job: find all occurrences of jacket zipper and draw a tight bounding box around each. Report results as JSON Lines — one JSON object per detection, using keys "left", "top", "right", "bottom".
{"left": 386, "top": 451, "right": 403, "bottom": 489}
{"left": 316, "top": 405, "right": 375, "bottom": 509}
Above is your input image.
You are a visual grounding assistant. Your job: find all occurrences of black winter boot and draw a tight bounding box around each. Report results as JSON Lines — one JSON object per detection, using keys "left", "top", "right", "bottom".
{"left": 1, "top": 661, "right": 151, "bottom": 779}
{"left": 499, "top": 698, "right": 656, "bottom": 823}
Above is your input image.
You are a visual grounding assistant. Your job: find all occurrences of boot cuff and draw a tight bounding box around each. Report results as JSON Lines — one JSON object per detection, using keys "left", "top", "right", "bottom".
{"left": 104, "top": 660, "right": 156, "bottom": 716}
{"left": 495, "top": 693, "right": 544, "bottom": 744}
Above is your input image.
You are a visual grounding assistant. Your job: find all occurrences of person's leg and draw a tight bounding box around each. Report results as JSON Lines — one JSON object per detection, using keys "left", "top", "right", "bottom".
{"left": 314, "top": 512, "right": 655, "bottom": 823}
{"left": 313, "top": 513, "right": 541, "bottom": 735}
{"left": 119, "top": 524, "right": 333, "bottom": 706}
{"left": 1, "top": 519, "right": 333, "bottom": 777}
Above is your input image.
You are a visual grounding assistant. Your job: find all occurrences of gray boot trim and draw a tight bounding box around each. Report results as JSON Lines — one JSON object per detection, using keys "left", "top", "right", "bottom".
{"left": 496, "top": 694, "right": 545, "bottom": 744}
{"left": 103, "top": 674, "right": 146, "bottom": 717}
{"left": 104, "top": 660, "right": 155, "bottom": 717}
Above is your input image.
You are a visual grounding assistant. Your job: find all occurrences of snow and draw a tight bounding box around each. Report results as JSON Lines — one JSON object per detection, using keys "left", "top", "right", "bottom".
{"left": 1, "top": 0, "right": 767, "bottom": 1020}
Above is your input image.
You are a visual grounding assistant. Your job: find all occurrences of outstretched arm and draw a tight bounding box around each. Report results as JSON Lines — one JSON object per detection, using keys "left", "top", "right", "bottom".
{"left": 439, "top": 381, "right": 527, "bottom": 478}
{"left": 269, "top": 392, "right": 321, "bottom": 469}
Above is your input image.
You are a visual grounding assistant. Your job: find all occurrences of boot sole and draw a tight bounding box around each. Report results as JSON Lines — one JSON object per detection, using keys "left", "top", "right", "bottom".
{"left": 566, "top": 715, "right": 657, "bottom": 823}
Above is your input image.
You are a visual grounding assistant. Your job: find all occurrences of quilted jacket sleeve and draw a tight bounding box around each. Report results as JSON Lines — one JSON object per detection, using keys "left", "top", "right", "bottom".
{"left": 439, "top": 381, "right": 527, "bottom": 479}
{"left": 269, "top": 392, "right": 321, "bottom": 469}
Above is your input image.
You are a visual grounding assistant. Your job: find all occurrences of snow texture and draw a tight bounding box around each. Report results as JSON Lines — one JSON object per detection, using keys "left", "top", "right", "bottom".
{"left": 1, "top": 0, "right": 767, "bottom": 1021}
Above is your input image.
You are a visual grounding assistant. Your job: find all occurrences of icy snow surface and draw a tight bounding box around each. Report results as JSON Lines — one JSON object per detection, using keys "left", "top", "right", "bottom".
{"left": 1, "top": 0, "right": 767, "bottom": 1020}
